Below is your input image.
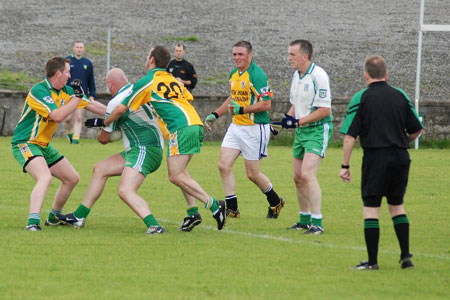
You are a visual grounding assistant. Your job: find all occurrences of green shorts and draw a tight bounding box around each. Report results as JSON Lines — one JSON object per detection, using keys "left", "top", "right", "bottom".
{"left": 293, "top": 123, "right": 333, "bottom": 159}
{"left": 121, "top": 145, "right": 163, "bottom": 177}
{"left": 12, "top": 142, "right": 64, "bottom": 173}
{"left": 167, "top": 125, "right": 203, "bottom": 157}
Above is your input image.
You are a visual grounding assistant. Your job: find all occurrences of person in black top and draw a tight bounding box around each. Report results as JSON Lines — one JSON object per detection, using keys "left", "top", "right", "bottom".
{"left": 340, "top": 55, "right": 423, "bottom": 270}
{"left": 167, "top": 44, "right": 197, "bottom": 91}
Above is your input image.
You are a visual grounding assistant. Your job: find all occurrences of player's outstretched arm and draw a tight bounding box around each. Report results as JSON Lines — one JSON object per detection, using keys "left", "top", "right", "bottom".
{"left": 104, "top": 104, "right": 127, "bottom": 126}
{"left": 86, "top": 100, "right": 107, "bottom": 116}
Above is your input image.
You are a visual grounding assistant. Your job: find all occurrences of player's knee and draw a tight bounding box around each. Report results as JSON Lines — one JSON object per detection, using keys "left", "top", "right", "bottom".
{"left": 218, "top": 161, "right": 231, "bottom": 174}
{"left": 67, "top": 173, "right": 80, "bottom": 187}
{"left": 168, "top": 172, "right": 180, "bottom": 185}
{"left": 117, "top": 186, "right": 130, "bottom": 201}
{"left": 38, "top": 172, "right": 53, "bottom": 186}
{"left": 245, "top": 169, "right": 259, "bottom": 182}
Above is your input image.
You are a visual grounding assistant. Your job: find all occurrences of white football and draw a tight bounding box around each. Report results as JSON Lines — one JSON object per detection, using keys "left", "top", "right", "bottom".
{"left": 109, "top": 131, "right": 122, "bottom": 142}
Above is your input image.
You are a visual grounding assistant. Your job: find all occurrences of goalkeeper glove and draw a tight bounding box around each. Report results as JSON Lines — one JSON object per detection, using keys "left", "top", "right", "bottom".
{"left": 85, "top": 118, "right": 104, "bottom": 128}
{"left": 281, "top": 113, "right": 298, "bottom": 129}
{"left": 227, "top": 100, "right": 244, "bottom": 115}
{"left": 70, "top": 79, "right": 85, "bottom": 98}
{"left": 204, "top": 112, "right": 218, "bottom": 131}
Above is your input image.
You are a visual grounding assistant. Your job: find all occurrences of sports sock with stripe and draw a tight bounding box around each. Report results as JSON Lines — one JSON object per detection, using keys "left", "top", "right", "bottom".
{"left": 74, "top": 204, "right": 91, "bottom": 219}
{"left": 311, "top": 213, "right": 323, "bottom": 228}
{"left": 28, "top": 213, "right": 40, "bottom": 226}
{"left": 143, "top": 214, "right": 160, "bottom": 228}
{"left": 205, "top": 197, "right": 219, "bottom": 213}
{"left": 225, "top": 195, "right": 237, "bottom": 211}
{"left": 392, "top": 214, "right": 410, "bottom": 259}
{"left": 48, "top": 209, "right": 62, "bottom": 222}
{"left": 264, "top": 184, "right": 281, "bottom": 207}
{"left": 364, "top": 218, "right": 380, "bottom": 265}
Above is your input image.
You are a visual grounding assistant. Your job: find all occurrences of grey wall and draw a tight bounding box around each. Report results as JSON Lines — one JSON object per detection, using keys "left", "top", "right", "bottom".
{"left": 1, "top": 90, "right": 448, "bottom": 141}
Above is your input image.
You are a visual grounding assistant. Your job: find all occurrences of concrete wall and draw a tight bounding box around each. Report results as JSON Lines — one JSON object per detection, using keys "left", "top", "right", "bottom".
{"left": 1, "top": 90, "right": 449, "bottom": 141}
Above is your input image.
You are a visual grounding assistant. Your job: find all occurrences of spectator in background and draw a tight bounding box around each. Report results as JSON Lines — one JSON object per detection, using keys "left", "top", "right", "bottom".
{"left": 65, "top": 41, "right": 96, "bottom": 144}
{"left": 167, "top": 44, "right": 197, "bottom": 92}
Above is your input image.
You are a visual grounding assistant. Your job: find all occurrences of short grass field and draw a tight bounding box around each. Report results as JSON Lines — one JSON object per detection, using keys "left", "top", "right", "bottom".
{"left": 0, "top": 137, "right": 449, "bottom": 299}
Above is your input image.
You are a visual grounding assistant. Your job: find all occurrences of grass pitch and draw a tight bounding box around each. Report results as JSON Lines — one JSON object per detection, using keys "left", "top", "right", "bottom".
{"left": 0, "top": 137, "right": 449, "bottom": 299}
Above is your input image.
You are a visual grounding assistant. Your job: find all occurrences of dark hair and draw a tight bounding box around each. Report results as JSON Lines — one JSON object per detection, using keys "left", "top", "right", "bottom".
{"left": 233, "top": 40, "right": 252, "bottom": 53}
{"left": 175, "top": 43, "right": 185, "bottom": 50}
{"left": 46, "top": 57, "right": 70, "bottom": 78}
{"left": 150, "top": 46, "right": 171, "bottom": 68}
{"left": 289, "top": 40, "right": 313, "bottom": 60}
{"left": 364, "top": 55, "right": 387, "bottom": 79}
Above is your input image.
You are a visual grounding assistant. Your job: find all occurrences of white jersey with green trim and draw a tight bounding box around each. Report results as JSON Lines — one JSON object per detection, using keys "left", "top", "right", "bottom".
{"left": 104, "top": 83, "right": 163, "bottom": 150}
{"left": 289, "top": 62, "right": 332, "bottom": 126}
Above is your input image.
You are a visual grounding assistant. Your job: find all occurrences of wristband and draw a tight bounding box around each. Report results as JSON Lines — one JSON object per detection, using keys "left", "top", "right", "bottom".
{"left": 212, "top": 112, "right": 219, "bottom": 118}
{"left": 239, "top": 107, "right": 244, "bottom": 114}
{"left": 341, "top": 164, "right": 350, "bottom": 169}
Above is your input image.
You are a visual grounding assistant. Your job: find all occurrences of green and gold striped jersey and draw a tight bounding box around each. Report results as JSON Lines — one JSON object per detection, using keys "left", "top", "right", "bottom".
{"left": 12, "top": 78, "right": 89, "bottom": 147}
{"left": 122, "top": 68, "right": 202, "bottom": 133}
{"left": 229, "top": 61, "right": 272, "bottom": 125}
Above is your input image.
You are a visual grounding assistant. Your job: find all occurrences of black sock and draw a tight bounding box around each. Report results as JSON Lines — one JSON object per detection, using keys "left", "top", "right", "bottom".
{"left": 264, "top": 185, "right": 281, "bottom": 207}
{"left": 225, "top": 195, "right": 237, "bottom": 211}
{"left": 392, "top": 214, "right": 410, "bottom": 259}
{"left": 364, "top": 219, "right": 380, "bottom": 265}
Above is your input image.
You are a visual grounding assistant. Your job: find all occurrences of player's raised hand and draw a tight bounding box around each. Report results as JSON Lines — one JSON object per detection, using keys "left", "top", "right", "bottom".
{"left": 281, "top": 113, "right": 298, "bottom": 129}
{"left": 85, "top": 118, "right": 104, "bottom": 128}
{"left": 204, "top": 113, "right": 218, "bottom": 132}
{"left": 70, "top": 79, "right": 85, "bottom": 98}
{"left": 228, "top": 100, "right": 244, "bottom": 115}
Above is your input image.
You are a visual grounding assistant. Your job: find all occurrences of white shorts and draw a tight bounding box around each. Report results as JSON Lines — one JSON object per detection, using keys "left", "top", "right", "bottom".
{"left": 221, "top": 123, "right": 270, "bottom": 160}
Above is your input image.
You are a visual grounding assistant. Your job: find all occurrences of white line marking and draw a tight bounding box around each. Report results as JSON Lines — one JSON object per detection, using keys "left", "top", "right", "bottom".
{"left": 160, "top": 218, "right": 450, "bottom": 261}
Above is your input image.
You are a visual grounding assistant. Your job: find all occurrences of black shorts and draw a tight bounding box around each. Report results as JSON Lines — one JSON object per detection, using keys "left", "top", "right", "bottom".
{"left": 361, "top": 148, "right": 411, "bottom": 206}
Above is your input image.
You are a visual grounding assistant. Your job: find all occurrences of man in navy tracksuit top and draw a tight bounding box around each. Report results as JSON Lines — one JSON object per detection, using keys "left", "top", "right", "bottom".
{"left": 65, "top": 41, "right": 96, "bottom": 144}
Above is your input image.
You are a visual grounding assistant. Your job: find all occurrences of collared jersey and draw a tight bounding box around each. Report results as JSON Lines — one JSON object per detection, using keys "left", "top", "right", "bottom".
{"left": 289, "top": 62, "right": 332, "bottom": 127}
{"left": 12, "top": 78, "right": 90, "bottom": 147}
{"left": 122, "top": 68, "right": 202, "bottom": 133}
{"left": 104, "top": 82, "right": 164, "bottom": 151}
{"left": 229, "top": 61, "right": 272, "bottom": 125}
{"left": 340, "top": 81, "right": 423, "bottom": 149}
{"left": 167, "top": 59, "right": 197, "bottom": 91}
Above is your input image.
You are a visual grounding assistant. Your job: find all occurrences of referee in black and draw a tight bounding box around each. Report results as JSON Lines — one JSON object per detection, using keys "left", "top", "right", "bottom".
{"left": 167, "top": 44, "right": 197, "bottom": 92}
{"left": 339, "top": 55, "right": 423, "bottom": 270}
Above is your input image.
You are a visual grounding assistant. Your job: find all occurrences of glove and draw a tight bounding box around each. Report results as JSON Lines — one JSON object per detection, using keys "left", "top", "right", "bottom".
{"left": 270, "top": 126, "right": 279, "bottom": 136}
{"left": 70, "top": 79, "right": 85, "bottom": 98}
{"left": 227, "top": 100, "right": 244, "bottom": 115}
{"left": 281, "top": 113, "right": 298, "bottom": 129}
{"left": 204, "top": 112, "right": 218, "bottom": 131}
{"left": 85, "top": 118, "right": 104, "bottom": 128}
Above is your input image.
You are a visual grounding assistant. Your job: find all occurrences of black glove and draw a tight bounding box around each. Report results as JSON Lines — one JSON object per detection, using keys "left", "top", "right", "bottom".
{"left": 281, "top": 113, "right": 298, "bottom": 129}
{"left": 70, "top": 79, "right": 85, "bottom": 98}
{"left": 85, "top": 118, "right": 104, "bottom": 128}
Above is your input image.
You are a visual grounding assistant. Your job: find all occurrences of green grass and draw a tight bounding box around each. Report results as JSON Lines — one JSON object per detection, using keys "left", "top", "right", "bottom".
{"left": 163, "top": 35, "right": 201, "bottom": 42}
{"left": 0, "top": 137, "right": 449, "bottom": 299}
{"left": 0, "top": 68, "right": 39, "bottom": 91}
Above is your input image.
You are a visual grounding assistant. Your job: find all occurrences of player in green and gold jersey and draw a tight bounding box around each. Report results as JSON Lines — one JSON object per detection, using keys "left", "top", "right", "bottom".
{"left": 205, "top": 41, "right": 284, "bottom": 219}
{"left": 105, "top": 46, "right": 226, "bottom": 231}
{"left": 12, "top": 57, "right": 106, "bottom": 231}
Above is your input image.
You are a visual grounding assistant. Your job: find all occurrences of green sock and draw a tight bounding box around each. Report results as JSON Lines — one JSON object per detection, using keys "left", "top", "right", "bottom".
{"left": 48, "top": 209, "right": 62, "bottom": 222}
{"left": 74, "top": 204, "right": 90, "bottom": 219}
{"left": 299, "top": 213, "right": 311, "bottom": 226}
{"left": 187, "top": 206, "right": 199, "bottom": 216}
{"left": 28, "top": 213, "right": 40, "bottom": 226}
{"left": 312, "top": 217, "right": 323, "bottom": 228}
{"left": 143, "top": 214, "right": 160, "bottom": 228}
{"left": 205, "top": 198, "right": 219, "bottom": 213}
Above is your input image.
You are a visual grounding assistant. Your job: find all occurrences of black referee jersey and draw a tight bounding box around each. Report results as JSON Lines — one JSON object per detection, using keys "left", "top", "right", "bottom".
{"left": 340, "top": 81, "right": 423, "bottom": 149}
{"left": 167, "top": 59, "right": 197, "bottom": 91}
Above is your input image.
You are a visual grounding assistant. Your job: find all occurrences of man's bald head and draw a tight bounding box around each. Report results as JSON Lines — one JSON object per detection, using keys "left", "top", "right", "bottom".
{"left": 106, "top": 68, "right": 128, "bottom": 96}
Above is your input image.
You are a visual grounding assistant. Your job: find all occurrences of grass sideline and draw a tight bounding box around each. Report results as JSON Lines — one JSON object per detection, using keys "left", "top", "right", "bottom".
{"left": 0, "top": 137, "right": 449, "bottom": 299}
